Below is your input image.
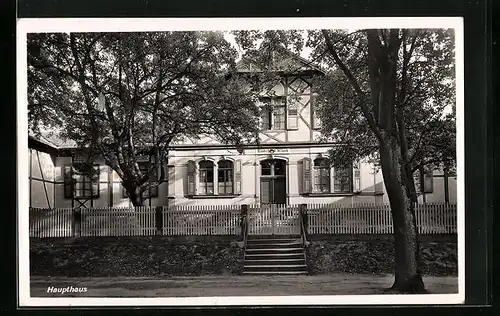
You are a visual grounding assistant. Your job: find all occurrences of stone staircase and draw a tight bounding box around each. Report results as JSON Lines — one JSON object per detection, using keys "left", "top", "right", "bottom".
{"left": 243, "top": 235, "right": 308, "bottom": 275}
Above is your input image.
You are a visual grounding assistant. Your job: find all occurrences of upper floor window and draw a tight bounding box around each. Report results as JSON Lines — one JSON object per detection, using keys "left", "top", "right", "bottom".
{"left": 64, "top": 163, "right": 100, "bottom": 199}
{"left": 313, "top": 158, "right": 330, "bottom": 193}
{"left": 198, "top": 160, "right": 215, "bottom": 195}
{"left": 260, "top": 97, "right": 286, "bottom": 130}
{"left": 218, "top": 160, "right": 233, "bottom": 195}
{"left": 311, "top": 93, "right": 321, "bottom": 129}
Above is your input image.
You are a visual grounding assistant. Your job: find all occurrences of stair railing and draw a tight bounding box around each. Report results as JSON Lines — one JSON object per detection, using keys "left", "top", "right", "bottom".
{"left": 242, "top": 209, "right": 249, "bottom": 251}
{"left": 299, "top": 204, "right": 309, "bottom": 248}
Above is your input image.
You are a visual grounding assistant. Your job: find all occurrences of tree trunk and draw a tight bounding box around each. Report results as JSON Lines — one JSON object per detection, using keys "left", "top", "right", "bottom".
{"left": 444, "top": 163, "right": 450, "bottom": 204}
{"left": 125, "top": 184, "right": 144, "bottom": 207}
{"left": 379, "top": 135, "right": 426, "bottom": 293}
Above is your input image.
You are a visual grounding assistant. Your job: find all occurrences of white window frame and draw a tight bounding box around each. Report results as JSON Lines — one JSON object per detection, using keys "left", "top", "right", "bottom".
{"left": 259, "top": 96, "right": 286, "bottom": 131}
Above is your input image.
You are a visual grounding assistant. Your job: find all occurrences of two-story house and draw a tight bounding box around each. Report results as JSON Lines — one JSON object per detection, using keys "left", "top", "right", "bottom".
{"left": 28, "top": 51, "right": 456, "bottom": 210}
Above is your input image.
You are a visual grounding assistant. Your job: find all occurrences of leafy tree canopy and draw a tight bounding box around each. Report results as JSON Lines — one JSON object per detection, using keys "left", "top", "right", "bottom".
{"left": 232, "top": 29, "right": 456, "bottom": 173}
{"left": 28, "top": 31, "right": 261, "bottom": 205}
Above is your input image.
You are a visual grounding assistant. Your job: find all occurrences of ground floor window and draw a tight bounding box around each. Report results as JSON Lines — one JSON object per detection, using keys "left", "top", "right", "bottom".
{"left": 313, "top": 158, "right": 330, "bottom": 193}
{"left": 198, "top": 160, "right": 215, "bottom": 195}
{"left": 218, "top": 160, "right": 233, "bottom": 195}
{"left": 333, "top": 164, "right": 352, "bottom": 193}
{"left": 187, "top": 159, "right": 241, "bottom": 196}
{"left": 138, "top": 160, "right": 159, "bottom": 198}
{"left": 64, "top": 164, "right": 100, "bottom": 198}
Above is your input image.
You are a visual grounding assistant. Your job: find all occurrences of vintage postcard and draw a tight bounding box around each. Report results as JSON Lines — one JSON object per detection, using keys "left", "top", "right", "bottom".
{"left": 17, "top": 17, "right": 465, "bottom": 307}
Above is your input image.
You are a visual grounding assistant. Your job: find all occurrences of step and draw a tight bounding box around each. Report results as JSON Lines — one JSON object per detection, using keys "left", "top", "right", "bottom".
{"left": 244, "top": 258, "right": 306, "bottom": 264}
{"left": 244, "top": 265, "right": 307, "bottom": 272}
{"left": 245, "top": 252, "right": 305, "bottom": 258}
{"left": 246, "top": 241, "right": 302, "bottom": 247}
{"left": 245, "top": 247, "right": 304, "bottom": 252}
{"left": 247, "top": 240, "right": 302, "bottom": 248}
{"left": 245, "top": 248, "right": 304, "bottom": 255}
{"left": 244, "top": 264, "right": 307, "bottom": 269}
{"left": 247, "top": 235, "right": 301, "bottom": 240}
{"left": 242, "top": 271, "right": 308, "bottom": 275}
{"left": 245, "top": 251, "right": 305, "bottom": 256}
{"left": 245, "top": 244, "right": 303, "bottom": 250}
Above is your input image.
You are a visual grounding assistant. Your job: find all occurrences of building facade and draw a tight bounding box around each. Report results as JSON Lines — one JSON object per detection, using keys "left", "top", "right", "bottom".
{"left": 28, "top": 53, "right": 456, "bottom": 209}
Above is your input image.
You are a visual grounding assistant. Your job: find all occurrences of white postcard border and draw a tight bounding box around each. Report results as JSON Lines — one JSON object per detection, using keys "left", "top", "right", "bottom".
{"left": 17, "top": 16, "right": 465, "bottom": 307}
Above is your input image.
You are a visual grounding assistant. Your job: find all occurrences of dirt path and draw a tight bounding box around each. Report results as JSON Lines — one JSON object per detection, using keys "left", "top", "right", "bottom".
{"left": 30, "top": 274, "right": 458, "bottom": 297}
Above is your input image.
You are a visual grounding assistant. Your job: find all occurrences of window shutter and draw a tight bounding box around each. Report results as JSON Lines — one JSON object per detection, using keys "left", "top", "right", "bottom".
{"left": 414, "top": 170, "right": 422, "bottom": 193}
{"left": 187, "top": 160, "right": 196, "bottom": 195}
{"left": 168, "top": 165, "right": 175, "bottom": 198}
{"left": 311, "top": 94, "right": 321, "bottom": 129}
{"left": 234, "top": 159, "right": 242, "bottom": 195}
{"left": 63, "top": 165, "right": 73, "bottom": 198}
{"left": 302, "top": 157, "right": 312, "bottom": 194}
{"left": 91, "top": 165, "right": 100, "bottom": 197}
{"left": 423, "top": 169, "right": 434, "bottom": 193}
{"left": 353, "top": 162, "right": 361, "bottom": 192}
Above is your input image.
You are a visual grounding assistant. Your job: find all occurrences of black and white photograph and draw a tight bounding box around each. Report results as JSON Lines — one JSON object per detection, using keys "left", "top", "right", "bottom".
{"left": 17, "top": 17, "right": 464, "bottom": 306}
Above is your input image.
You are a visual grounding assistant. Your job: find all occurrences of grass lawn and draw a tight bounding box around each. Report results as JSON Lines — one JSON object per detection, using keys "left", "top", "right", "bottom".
{"left": 30, "top": 274, "right": 458, "bottom": 297}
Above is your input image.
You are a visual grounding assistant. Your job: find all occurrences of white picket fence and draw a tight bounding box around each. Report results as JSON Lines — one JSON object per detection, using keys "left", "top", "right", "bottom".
{"left": 247, "top": 204, "right": 300, "bottom": 235}
{"left": 162, "top": 205, "right": 241, "bottom": 236}
{"left": 28, "top": 203, "right": 457, "bottom": 238}
{"left": 80, "top": 207, "right": 156, "bottom": 237}
{"left": 307, "top": 203, "right": 457, "bottom": 235}
{"left": 29, "top": 207, "right": 74, "bottom": 237}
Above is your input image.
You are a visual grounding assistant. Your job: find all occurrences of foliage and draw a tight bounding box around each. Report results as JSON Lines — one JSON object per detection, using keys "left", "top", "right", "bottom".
{"left": 232, "top": 29, "right": 456, "bottom": 173}
{"left": 310, "top": 29, "right": 456, "bottom": 172}
{"left": 28, "top": 31, "right": 260, "bottom": 205}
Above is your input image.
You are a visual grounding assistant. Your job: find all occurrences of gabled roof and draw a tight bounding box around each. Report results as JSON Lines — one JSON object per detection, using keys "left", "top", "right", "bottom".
{"left": 235, "top": 49, "right": 324, "bottom": 75}
{"left": 28, "top": 130, "right": 77, "bottom": 150}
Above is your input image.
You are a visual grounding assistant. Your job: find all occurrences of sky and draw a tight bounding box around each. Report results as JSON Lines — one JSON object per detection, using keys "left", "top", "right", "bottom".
{"left": 222, "top": 30, "right": 314, "bottom": 62}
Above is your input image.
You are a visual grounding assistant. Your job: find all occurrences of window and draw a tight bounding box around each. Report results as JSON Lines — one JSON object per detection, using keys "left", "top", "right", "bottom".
{"left": 218, "top": 160, "right": 233, "bottom": 195}
{"left": 415, "top": 167, "right": 434, "bottom": 194}
{"left": 314, "top": 158, "right": 330, "bottom": 193}
{"left": 120, "top": 160, "right": 159, "bottom": 199}
{"left": 260, "top": 105, "right": 271, "bottom": 130}
{"left": 198, "top": 160, "right": 214, "bottom": 195}
{"left": 187, "top": 159, "right": 242, "bottom": 196}
{"left": 64, "top": 164, "right": 100, "bottom": 198}
{"left": 261, "top": 160, "right": 272, "bottom": 176}
{"left": 422, "top": 172, "right": 434, "bottom": 193}
{"left": 333, "top": 165, "right": 352, "bottom": 193}
{"left": 260, "top": 97, "right": 286, "bottom": 130}
{"left": 273, "top": 105, "right": 286, "bottom": 130}
{"left": 311, "top": 93, "right": 321, "bottom": 129}
{"left": 260, "top": 159, "right": 286, "bottom": 177}
{"left": 138, "top": 160, "right": 159, "bottom": 198}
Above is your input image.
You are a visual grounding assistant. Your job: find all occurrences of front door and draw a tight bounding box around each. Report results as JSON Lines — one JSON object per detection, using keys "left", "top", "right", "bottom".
{"left": 249, "top": 159, "right": 298, "bottom": 235}
{"left": 260, "top": 159, "right": 287, "bottom": 205}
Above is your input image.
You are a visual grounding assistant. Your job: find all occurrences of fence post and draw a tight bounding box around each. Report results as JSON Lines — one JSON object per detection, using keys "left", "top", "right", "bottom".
{"left": 299, "top": 203, "right": 308, "bottom": 235}
{"left": 73, "top": 208, "right": 81, "bottom": 237}
{"left": 240, "top": 204, "right": 248, "bottom": 239}
{"left": 155, "top": 206, "right": 163, "bottom": 236}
